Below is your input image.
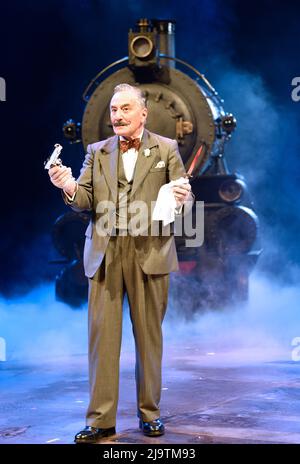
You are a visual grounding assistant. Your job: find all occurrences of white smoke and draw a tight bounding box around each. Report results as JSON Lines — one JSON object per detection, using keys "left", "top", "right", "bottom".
{"left": 1, "top": 271, "right": 299, "bottom": 365}
{"left": 0, "top": 284, "right": 88, "bottom": 362}
{"left": 165, "top": 270, "right": 300, "bottom": 365}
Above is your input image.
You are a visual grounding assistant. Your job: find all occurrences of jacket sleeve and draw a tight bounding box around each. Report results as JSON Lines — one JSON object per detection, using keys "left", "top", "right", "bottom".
{"left": 61, "top": 144, "right": 94, "bottom": 212}
{"left": 167, "top": 140, "right": 195, "bottom": 216}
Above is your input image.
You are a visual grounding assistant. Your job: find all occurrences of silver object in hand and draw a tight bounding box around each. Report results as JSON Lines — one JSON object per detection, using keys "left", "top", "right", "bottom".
{"left": 44, "top": 143, "right": 63, "bottom": 170}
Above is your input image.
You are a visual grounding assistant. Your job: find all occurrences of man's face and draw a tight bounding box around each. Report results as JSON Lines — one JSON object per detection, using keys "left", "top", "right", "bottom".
{"left": 110, "top": 91, "right": 147, "bottom": 139}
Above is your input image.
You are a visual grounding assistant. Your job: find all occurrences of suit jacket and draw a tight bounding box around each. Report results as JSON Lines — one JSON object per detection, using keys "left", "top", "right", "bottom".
{"left": 62, "top": 129, "right": 194, "bottom": 278}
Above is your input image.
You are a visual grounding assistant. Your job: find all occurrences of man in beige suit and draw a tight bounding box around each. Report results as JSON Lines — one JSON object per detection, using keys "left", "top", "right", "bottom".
{"left": 49, "top": 83, "right": 193, "bottom": 443}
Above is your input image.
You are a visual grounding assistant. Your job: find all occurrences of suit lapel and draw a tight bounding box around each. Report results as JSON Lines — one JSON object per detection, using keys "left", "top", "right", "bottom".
{"left": 97, "top": 136, "right": 118, "bottom": 203}
{"left": 131, "top": 129, "right": 159, "bottom": 198}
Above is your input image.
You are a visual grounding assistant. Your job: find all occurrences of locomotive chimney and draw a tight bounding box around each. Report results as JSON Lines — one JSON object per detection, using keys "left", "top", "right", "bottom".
{"left": 152, "top": 19, "right": 176, "bottom": 68}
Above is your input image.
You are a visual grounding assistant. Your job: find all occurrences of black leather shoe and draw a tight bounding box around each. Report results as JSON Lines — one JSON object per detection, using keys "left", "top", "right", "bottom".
{"left": 74, "top": 426, "right": 116, "bottom": 444}
{"left": 139, "top": 418, "right": 165, "bottom": 437}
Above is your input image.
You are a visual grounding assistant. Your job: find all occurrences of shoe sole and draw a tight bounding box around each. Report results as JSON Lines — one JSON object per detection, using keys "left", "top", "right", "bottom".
{"left": 142, "top": 430, "right": 165, "bottom": 437}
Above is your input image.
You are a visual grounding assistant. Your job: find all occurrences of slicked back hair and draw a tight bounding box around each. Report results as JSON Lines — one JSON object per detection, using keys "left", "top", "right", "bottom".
{"left": 111, "top": 83, "right": 147, "bottom": 108}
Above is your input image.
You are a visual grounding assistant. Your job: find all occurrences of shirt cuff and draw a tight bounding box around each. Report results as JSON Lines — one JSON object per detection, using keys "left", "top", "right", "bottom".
{"left": 175, "top": 204, "right": 183, "bottom": 215}
{"left": 63, "top": 182, "right": 78, "bottom": 202}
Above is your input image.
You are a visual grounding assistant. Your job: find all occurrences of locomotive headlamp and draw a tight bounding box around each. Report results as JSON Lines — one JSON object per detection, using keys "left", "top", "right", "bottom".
{"left": 221, "top": 113, "right": 237, "bottom": 134}
{"left": 63, "top": 119, "right": 81, "bottom": 143}
{"left": 130, "top": 35, "right": 154, "bottom": 59}
{"left": 219, "top": 178, "right": 245, "bottom": 203}
{"left": 128, "top": 18, "right": 158, "bottom": 67}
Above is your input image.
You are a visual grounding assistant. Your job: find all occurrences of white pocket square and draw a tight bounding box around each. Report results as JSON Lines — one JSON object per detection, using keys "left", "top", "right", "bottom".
{"left": 154, "top": 160, "right": 165, "bottom": 168}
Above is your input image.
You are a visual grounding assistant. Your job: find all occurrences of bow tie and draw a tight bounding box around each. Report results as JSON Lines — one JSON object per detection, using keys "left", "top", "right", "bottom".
{"left": 119, "top": 138, "right": 141, "bottom": 153}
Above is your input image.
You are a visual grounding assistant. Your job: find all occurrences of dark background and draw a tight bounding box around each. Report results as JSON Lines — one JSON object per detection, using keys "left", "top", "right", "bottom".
{"left": 0, "top": 0, "right": 299, "bottom": 296}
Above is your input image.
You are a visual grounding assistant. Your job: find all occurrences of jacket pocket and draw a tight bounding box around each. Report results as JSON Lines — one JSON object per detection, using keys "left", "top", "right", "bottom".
{"left": 149, "top": 167, "right": 167, "bottom": 173}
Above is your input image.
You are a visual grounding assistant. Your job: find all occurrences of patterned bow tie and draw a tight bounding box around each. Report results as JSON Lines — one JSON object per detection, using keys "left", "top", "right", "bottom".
{"left": 119, "top": 138, "right": 141, "bottom": 153}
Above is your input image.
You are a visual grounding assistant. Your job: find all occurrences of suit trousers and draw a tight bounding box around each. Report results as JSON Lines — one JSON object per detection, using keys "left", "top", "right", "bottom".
{"left": 86, "top": 233, "right": 170, "bottom": 428}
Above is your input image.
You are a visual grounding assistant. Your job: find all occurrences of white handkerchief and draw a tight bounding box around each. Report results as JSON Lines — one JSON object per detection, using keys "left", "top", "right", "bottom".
{"left": 154, "top": 160, "right": 165, "bottom": 168}
{"left": 152, "top": 177, "right": 189, "bottom": 226}
{"left": 122, "top": 148, "right": 138, "bottom": 182}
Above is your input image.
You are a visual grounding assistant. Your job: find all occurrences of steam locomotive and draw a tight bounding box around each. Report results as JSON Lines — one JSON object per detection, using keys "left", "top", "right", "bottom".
{"left": 52, "top": 18, "right": 261, "bottom": 309}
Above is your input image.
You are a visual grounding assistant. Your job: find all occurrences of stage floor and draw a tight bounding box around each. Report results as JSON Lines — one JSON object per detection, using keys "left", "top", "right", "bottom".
{"left": 0, "top": 341, "right": 299, "bottom": 445}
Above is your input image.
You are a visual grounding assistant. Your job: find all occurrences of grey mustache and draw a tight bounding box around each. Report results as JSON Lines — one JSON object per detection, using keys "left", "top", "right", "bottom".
{"left": 113, "top": 122, "right": 130, "bottom": 127}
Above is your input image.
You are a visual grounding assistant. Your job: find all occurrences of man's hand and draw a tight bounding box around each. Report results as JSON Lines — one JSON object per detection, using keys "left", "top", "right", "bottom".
{"left": 49, "top": 164, "right": 77, "bottom": 197}
{"left": 172, "top": 183, "right": 191, "bottom": 207}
